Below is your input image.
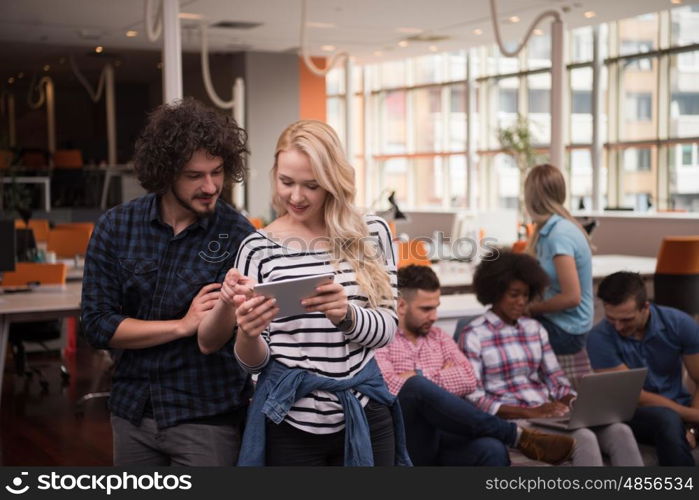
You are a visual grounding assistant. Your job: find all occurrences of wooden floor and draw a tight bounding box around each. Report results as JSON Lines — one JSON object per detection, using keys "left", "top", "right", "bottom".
{"left": 0, "top": 339, "right": 113, "bottom": 465}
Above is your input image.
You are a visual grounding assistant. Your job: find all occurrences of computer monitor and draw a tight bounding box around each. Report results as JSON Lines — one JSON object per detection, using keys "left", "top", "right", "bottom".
{"left": 0, "top": 220, "right": 17, "bottom": 273}
{"left": 15, "top": 228, "right": 37, "bottom": 262}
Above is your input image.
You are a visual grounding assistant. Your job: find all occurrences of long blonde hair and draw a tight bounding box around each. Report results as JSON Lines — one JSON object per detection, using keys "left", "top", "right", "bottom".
{"left": 272, "top": 120, "right": 393, "bottom": 308}
{"left": 524, "top": 164, "right": 591, "bottom": 253}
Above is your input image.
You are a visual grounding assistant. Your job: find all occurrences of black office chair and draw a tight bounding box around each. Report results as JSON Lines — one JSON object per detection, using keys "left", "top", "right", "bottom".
{"left": 9, "top": 322, "right": 68, "bottom": 392}
{"left": 581, "top": 218, "right": 599, "bottom": 235}
{"left": 452, "top": 315, "right": 481, "bottom": 342}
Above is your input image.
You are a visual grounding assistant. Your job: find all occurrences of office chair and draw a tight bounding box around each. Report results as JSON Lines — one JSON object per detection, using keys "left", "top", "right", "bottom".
{"left": 2, "top": 263, "right": 70, "bottom": 391}
{"left": 47, "top": 227, "right": 92, "bottom": 258}
{"left": 581, "top": 218, "right": 599, "bottom": 235}
{"left": 654, "top": 236, "right": 699, "bottom": 317}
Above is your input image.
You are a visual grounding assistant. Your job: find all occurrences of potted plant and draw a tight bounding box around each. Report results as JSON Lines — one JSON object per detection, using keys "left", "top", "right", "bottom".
{"left": 497, "top": 114, "right": 546, "bottom": 236}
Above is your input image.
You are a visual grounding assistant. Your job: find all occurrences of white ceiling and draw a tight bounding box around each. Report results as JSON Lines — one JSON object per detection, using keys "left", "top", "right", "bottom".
{"left": 0, "top": 0, "right": 690, "bottom": 82}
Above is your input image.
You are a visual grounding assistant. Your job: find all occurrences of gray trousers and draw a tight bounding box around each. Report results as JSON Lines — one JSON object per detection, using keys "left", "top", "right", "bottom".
{"left": 111, "top": 415, "right": 243, "bottom": 466}
{"left": 518, "top": 420, "right": 644, "bottom": 466}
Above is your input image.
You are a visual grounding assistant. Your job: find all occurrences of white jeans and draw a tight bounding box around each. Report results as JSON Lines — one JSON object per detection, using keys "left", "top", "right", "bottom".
{"left": 518, "top": 419, "right": 643, "bottom": 466}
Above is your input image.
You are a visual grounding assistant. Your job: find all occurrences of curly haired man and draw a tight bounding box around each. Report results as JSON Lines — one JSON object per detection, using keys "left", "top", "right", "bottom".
{"left": 81, "top": 98, "right": 254, "bottom": 465}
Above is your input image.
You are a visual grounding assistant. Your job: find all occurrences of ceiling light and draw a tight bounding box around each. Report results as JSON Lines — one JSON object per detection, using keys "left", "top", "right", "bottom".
{"left": 43, "top": 65, "right": 50, "bottom": 71}
{"left": 126, "top": 30, "right": 138, "bottom": 37}
{"left": 95, "top": 46, "right": 104, "bottom": 53}
{"left": 321, "top": 44, "right": 336, "bottom": 52}
{"left": 509, "top": 16, "right": 520, "bottom": 23}
{"left": 671, "top": 0, "right": 683, "bottom": 4}
{"left": 473, "top": 28, "right": 483, "bottom": 35}
{"left": 398, "top": 40, "right": 409, "bottom": 47}
{"left": 396, "top": 27, "right": 423, "bottom": 34}
{"left": 178, "top": 12, "right": 204, "bottom": 20}
{"left": 584, "top": 11, "right": 596, "bottom": 18}
{"left": 8, "top": 77, "right": 15, "bottom": 84}
{"left": 373, "top": 50, "right": 383, "bottom": 57}
{"left": 429, "top": 45, "right": 438, "bottom": 52}
{"left": 307, "top": 21, "right": 335, "bottom": 28}
{"left": 533, "top": 28, "right": 544, "bottom": 36}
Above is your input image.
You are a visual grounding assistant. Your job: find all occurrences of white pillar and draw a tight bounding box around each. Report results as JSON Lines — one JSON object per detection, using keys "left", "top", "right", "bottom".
{"left": 45, "top": 79, "right": 56, "bottom": 155}
{"left": 233, "top": 77, "right": 246, "bottom": 209}
{"left": 550, "top": 18, "right": 566, "bottom": 170}
{"left": 162, "top": 0, "right": 182, "bottom": 103}
{"left": 465, "top": 51, "right": 474, "bottom": 211}
{"left": 344, "top": 58, "right": 354, "bottom": 163}
{"left": 105, "top": 64, "right": 117, "bottom": 165}
{"left": 591, "top": 26, "right": 603, "bottom": 211}
{"left": 8, "top": 93, "right": 16, "bottom": 147}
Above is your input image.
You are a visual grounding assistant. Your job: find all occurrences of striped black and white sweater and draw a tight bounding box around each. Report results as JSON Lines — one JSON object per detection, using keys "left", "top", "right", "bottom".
{"left": 233, "top": 214, "right": 398, "bottom": 434}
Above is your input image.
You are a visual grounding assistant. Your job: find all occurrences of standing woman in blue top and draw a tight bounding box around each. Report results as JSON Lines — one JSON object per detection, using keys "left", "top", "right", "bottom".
{"left": 523, "top": 164, "right": 594, "bottom": 355}
{"left": 199, "top": 120, "right": 410, "bottom": 466}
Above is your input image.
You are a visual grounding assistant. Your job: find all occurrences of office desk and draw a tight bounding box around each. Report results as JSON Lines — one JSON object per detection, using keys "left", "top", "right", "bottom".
{"left": 435, "top": 254, "right": 657, "bottom": 294}
{"left": 1, "top": 176, "right": 51, "bottom": 212}
{"left": 0, "top": 283, "right": 81, "bottom": 406}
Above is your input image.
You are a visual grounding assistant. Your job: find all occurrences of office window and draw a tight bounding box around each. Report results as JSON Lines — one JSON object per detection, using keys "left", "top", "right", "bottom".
{"left": 671, "top": 5, "right": 699, "bottom": 46}
{"left": 670, "top": 52, "right": 699, "bottom": 138}
{"left": 570, "top": 149, "right": 593, "bottom": 210}
{"left": 412, "top": 87, "right": 442, "bottom": 152}
{"left": 620, "top": 57, "right": 658, "bottom": 140}
{"left": 571, "top": 26, "right": 593, "bottom": 63}
{"left": 448, "top": 155, "right": 468, "bottom": 208}
{"left": 619, "top": 14, "right": 658, "bottom": 55}
{"left": 486, "top": 45, "right": 518, "bottom": 75}
{"left": 668, "top": 143, "right": 699, "bottom": 211}
{"left": 527, "top": 32, "right": 551, "bottom": 70}
{"left": 494, "top": 153, "right": 519, "bottom": 210}
{"left": 379, "top": 158, "right": 409, "bottom": 206}
{"left": 414, "top": 157, "right": 445, "bottom": 208}
{"left": 620, "top": 147, "right": 657, "bottom": 211}
{"left": 447, "top": 51, "right": 468, "bottom": 81}
{"left": 413, "top": 54, "right": 444, "bottom": 85}
{"left": 447, "top": 84, "right": 466, "bottom": 152}
{"left": 682, "top": 144, "right": 693, "bottom": 166}
{"left": 528, "top": 73, "right": 551, "bottom": 144}
{"left": 498, "top": 88, "right": 518, "bottom": 114}
{"left": 379, "top": 90, "right": 407, "bottom": 154}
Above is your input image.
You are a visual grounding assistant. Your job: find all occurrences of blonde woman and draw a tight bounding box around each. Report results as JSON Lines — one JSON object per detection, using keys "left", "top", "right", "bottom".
{"left": 524, "top": 164, "right": 593, "bottom": 355}
{"left": 198, "top": 120, "right": 410, "bottom": 466}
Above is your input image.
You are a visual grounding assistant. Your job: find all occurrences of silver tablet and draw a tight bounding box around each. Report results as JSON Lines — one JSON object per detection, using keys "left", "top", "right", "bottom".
{"left": 253, "top": 273, "right": 335, "bottom": 319}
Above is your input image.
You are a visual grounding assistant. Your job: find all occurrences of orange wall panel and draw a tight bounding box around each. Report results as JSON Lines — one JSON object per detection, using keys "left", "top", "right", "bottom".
{"left": 299, "top": 57, "right": 327, "bottom": 122}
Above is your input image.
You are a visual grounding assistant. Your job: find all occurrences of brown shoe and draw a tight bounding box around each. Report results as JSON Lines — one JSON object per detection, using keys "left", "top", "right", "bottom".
{"left": 517, "top": 428, "right": 575, "bottom": 465}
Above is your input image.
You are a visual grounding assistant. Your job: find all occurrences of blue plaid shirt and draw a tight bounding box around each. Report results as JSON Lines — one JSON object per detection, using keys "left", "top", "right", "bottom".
{"left": 81, "top": 193, "right": 254, "bottom": 428}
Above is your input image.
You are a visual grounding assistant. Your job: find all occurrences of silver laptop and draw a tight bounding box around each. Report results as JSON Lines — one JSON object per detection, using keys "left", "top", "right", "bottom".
{"left": 530, "top": 367, "right": 647, "bottom": 430}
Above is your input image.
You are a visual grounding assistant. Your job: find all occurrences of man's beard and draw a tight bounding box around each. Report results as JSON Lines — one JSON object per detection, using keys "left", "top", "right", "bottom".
{"left": 172, "top": 188, "right": 218, "bottom": 217}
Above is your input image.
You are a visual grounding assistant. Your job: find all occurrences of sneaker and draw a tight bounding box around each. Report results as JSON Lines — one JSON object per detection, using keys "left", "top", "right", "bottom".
{"left": 517, "top": 428, "right": 575, "bottom": 465}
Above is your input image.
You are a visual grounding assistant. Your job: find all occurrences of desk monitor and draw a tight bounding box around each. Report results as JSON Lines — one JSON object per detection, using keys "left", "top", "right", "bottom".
{"left": 16, "top": 228, "right": 36, "bottom": 262}
{"left": 0, "top": 220, "right": 16, "bottom": 273}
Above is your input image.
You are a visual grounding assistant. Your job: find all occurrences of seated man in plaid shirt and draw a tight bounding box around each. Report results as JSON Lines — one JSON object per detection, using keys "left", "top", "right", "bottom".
{"left": 375, "top": 264, "right": 574, "bottom": 466}
{"left": 82, "top": 98, "right": 254, "bottom": 466}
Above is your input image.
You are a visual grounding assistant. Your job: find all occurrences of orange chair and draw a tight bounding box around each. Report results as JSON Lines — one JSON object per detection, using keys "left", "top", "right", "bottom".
{"left": 654, "top": 236, "right": 699, "bottom": 316}
{"left": 1, "top": 262, "right": 67, "bottom": 286}
{"left": 53, "top": 222, "right": 94, "bottom": 238}
{"left": 247, "top": 217, "right": 265, "bottom": 230}
{"left": 3, "top": 262, "right": 69, "bottom": 389}
{"left": 47, "top": 227, "right": 92, "bottom": 258}
{"left": 512, "top": 240, "right": 528, "bottom": 253}
{"left": 15, "top": 218, "right": 51, "bottom": 243}
{"left": 398, "top": 240, "right": 431, "bottom": 268}
{"left": 52, "top": 149, "right": 83, "bottom": 169}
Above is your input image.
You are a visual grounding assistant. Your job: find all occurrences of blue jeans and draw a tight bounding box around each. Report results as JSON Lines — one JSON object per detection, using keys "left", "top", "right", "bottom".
{"left": 536, "top": 316, "right": 587, "bottom": 355}
{"left": 628, "top": 406, "right": 695, "bottom": 466}
{"left": 397, "top": 375, "right": 514, "bottom": 466}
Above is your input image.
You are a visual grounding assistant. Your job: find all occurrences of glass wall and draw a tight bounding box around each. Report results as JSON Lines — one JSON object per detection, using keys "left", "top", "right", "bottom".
{"left": 327, "top": 6, "right": 699, "bottom": 213}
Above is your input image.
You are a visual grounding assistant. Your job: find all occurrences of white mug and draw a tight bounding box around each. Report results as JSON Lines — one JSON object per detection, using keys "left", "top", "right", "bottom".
{"left": 45, "top": 251, "right": 57, "bottom": 264}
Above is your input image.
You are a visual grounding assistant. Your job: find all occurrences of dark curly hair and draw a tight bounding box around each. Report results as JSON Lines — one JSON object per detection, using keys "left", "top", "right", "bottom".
{"left": 133, "top": 97, "right": 248, "bottom": 194}
{"left": 397, "top": 264, "right": 440, "bottom": 299}
{"left": 472, "top": 251, "right": 549, "bottom": 306}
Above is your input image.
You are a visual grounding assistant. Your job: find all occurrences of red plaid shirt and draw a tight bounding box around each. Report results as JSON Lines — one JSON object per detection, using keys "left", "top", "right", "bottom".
{"left": 375, "top": 327, "right": 478, "bottom": 397}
